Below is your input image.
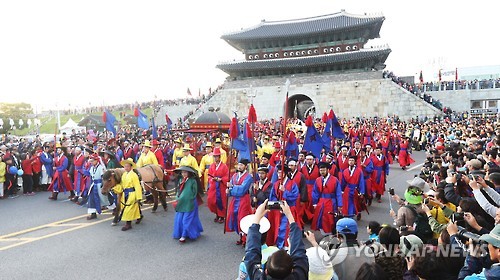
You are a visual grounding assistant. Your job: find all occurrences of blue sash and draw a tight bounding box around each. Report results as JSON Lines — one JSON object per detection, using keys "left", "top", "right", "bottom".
{"left": 215, "top": 181, "right": 223, "bottom": 210}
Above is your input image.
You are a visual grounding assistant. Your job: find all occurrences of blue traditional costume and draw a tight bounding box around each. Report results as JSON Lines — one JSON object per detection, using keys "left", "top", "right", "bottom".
{"left": 173, "top": 166, "right": 203, "bottom": 242}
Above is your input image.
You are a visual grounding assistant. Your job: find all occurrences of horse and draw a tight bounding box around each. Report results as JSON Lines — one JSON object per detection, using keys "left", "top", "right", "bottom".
{"left": 101, "top": 164, "right": 169, "bottom": 223}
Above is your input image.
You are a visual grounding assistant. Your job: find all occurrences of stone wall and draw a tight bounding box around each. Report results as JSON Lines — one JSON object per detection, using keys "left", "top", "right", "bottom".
{"left": 427, "top": 88, "right": 500, "bottom": 113}
{"left": 193, "top": 72, "right": 443, "bottom": 121}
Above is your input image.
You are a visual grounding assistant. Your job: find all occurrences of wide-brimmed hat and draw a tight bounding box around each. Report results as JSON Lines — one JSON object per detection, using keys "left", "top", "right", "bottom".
{"left": 205, "top": 142, "right": 213, "bottom": 148}
{"left": 143, "top": 140, "right": 152, "bottom": 148}
{"left": 406, "top": 176, "right": 430, "bottom": 192}
{"left": 182, "top": 144, "right": 192, "bottom": 151}
{"left": 101, "top": 150, "right": 115, "bottom": 157}
{"left": 89, "top": 153, "right": 100, "bottom": 161}
{"left": 174, "top": 165, "right": 198, "bottom": 176}
{"left": 151, "top": 139, "right": 160, "bottom": 146}
{"left": 239, "top": 214, "right": 270, "bottom": 234}
{"left": 174, "top": 138, "right": 183, "bottom": 144}
{"left": 120, "top": 158, "right": 137, "bottom": 169}
{"left": 404, "top": 186, "right": 424, "bottom": 204}
{"left": 215, "top": 138, "right": 222, "bottom": 143}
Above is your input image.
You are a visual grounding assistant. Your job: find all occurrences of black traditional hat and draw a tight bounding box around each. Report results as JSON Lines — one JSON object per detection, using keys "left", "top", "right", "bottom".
{"left": 257, "top": 164, "right": 269, "bottom": 173}
{"left": 318, "top": 161, "right": 331, "bottom": 169}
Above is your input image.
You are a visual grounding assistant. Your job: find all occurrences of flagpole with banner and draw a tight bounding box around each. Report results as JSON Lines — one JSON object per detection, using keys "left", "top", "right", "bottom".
{"left": 282, "top": 79, "right": 291, "bottom": 179}
{"left": 225, "top": 114, "right": 239, "bottom": 234}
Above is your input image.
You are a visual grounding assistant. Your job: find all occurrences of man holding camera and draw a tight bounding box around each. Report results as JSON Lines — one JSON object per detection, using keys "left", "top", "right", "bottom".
{"left": 267, "top": 164, "right": 299, "bottom": 249}
{"left": 458, "top": 224, "right": 500, "bottom": 279}
{"left": 244, "top": 199, "right": 308, "bottom": 280}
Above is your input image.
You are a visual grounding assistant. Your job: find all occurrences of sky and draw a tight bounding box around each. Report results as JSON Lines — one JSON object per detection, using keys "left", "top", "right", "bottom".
{"left": 0, "top": 1, "right": 499, "bottom": 112}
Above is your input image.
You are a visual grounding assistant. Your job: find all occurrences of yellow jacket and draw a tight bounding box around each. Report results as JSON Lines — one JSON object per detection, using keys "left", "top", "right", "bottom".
{"left": 179, "top": 154, "right": 201, "bottom": 177}
{"left": 0, "top": 162, "right": 5, "bottom": 183}
{"left": 113, "top": 171, "right": 142, "bottom": 221}
{"left": 257, "top": 143, "right": 275, "bottom": 158}
{"left": 199, "top": 153, "right": 214, "bottom": 190}
{"left": 172, "top": 148, "right": 184, "bottom": 167}
{"left": 137, "top": 151, "right": 158, "bottom": 168}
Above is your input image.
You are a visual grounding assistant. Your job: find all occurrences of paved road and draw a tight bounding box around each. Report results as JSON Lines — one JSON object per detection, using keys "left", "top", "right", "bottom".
{"left": 0, "top": 151, "right": 426, "bottom": 280}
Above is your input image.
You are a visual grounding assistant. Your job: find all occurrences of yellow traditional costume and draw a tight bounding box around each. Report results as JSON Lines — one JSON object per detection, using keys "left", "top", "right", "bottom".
{"left": 179, "top": 144, "right": 201, "bottom": 177}
{"left": 113, "top": 164, "right": 143, "bottom": 222}
{"left": 199, "top": 142, "right": 214, "bottom": 191}
{"left": 136, "top": 140, "right": 158, "bottom": 167}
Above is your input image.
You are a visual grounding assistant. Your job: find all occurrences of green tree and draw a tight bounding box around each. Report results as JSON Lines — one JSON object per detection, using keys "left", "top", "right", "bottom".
{"left": 0, "top": 102, "right": 33, "bottom": 133}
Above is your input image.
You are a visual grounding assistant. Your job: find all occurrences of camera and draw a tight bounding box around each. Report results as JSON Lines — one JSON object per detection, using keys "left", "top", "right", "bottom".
{"left": 389, "top": 188, "right": 395, "bottom": 196}
{"left": 451, "top": 212, "right": 466, "bottom": 227}
{"left": 302, "top": 230, "right": 311, "bottom": 238}
{"left": 266, "top": 200, "right": 284, "bottom": 210}
{"left": 423, "top": 198, "right": 430, "bottom": 205}
{"left": 399, "top": 226, "right": 409, "bottom": 231}
{"left": 457, "top": 226, "right": 483, "bottom": 244}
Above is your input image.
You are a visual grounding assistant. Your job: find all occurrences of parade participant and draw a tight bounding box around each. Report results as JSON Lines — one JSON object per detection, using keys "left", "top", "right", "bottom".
{"left": 87, "top": 153, "right": 107, "bottom": 220}
{"left": 199, "top": 142, "right": 214, "bottom": 191}
{"left": 337, "top": 145, "right": 350, "bottom": 176}
{"left": 72, "top": 147, "right": 92, "bottom": 204}
{"left": 287, "top": 158, "right": 308, "bottom": 229}
{"left": 48, "top": 145, "right": 75, "bottom": 200}
{"left": 269, "top": 141, "right": 282, "bottom": 167}
{"left": 398, "top": 136, "right": 415, "bottom": 170}
{"left": 179, "top": 144, "right": 201, "bottom": 177}
{"left": 325, "top": 152, "right": 338, "bottom": 178}
{"left": 226, "top": 158, "right": 253, "bottom": 246}
{"left": 123, "top": 140, "right": 135, "bottom": 161}
{"left": 103, "top": 149, "right": 119, "bottom": 169}
{"left": 173, "top": 165, "right": 204, "bottom": 243}
{"left": 151, "top": 139, "right": 165, "bottom": 169}
{"left": 379, "top": 133, "right": 394, "bottom": 164}
{"left": 260, "top": 153, "right": 275, "bottom": 183}
{"left": 39, "top": 144, "right": 53, "bottom": 191}
{"left": 4, "top": 157, "right": 18, "bottom": 198}
{"left": 349, "top": 125, "right": 361, "bottom": 144}
{"left": 257, "top": 135, "right": 274, "bottom": 159}
{"left": 341, "top": 155, "right": 366, "bottom": 220}
{"left": 297, "top": 150, "right": 307, "bottom": 169}
{"left": 311, "top": 162, "right": 343, "bottom": 235}
{"left": 72, "top": 146, "right": 86, "bottom": 198}
{"left": 267, "top": 164, "right": 299, "bottom": 248}
{"left": 115, "top": 141, "right": 124, "bottom": 162}
{"left": 359, "top": 147, "right": 374, "bottom": 205}
{"left": 251, "top": 164, "right": 272, "bottom": 209}
{"left": 350, "top": 140, "right": 362, "bottom": 158}
{"left": 363, "top": 126, "right": 374, "bottom": 147}
{"left": 136, "top": 140, "right": 158, "bottom": 167}
{"left": 172, "top": 138, "right": 184, "bottom": 167}
{"left": 371, "top": 145, "right": 389, "bottom": 203}
{"left": 207, "top": 147, "right": 229, "bottom": 223}
{"left": 213, "top": 138, "right": 227, "bottom": 164}
{"left": 114, "top": 158, "right": 143, "bottom": 231}
{"left": 300, "top": 153, "right": 320, "bottom": 224}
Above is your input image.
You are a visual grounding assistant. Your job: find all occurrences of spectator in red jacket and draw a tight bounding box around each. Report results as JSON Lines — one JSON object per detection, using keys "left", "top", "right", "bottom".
{"left": 31, "top": 148, "right": 42, "bottom": 191}
{"left": 21, "top": 153, "right": 35, "bottom": 195}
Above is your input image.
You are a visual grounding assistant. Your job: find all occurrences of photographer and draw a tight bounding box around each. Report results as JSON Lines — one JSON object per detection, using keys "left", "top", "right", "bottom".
{"left": 457, "top": 224, "right": 500, "bottom": 279}
{"left": 470, "top": 175, "right": 500, "bottom": 219}
{"left": 244, "top": 199, "right": 308, "bottom": 280}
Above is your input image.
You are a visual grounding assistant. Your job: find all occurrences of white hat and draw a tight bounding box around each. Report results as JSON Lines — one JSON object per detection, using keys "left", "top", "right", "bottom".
{"left": 240, "top": 214, "right": 270, "bottom": 234}
{"left": 406, "top": 176, "right": 430, "bottom": 192}
{"left": 306, "top": 247, "right": 334, "bottom": 280}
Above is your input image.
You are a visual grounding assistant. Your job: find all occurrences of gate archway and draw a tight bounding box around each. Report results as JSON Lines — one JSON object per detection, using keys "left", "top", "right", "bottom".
{"left": 286, "top": 94, "right": 315, "bottom": 121}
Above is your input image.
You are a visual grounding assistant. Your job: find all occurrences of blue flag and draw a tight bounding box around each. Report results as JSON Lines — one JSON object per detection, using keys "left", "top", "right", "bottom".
{"left": 321, "top": 116, "right": 332, "bottom": 152}
{"left": 152, "top": 116, "right": 158, "bottom": 139}
{"left": 104, "top": 110, "right": 117, "bottom": 137}
{"left": 285, "top": 131, "right": 299, "bottom": 158}
{"left": 137, "top": 109, "right": 149, "bottom": 129}
{"left": 331, "top": 110, "right": 346, "bottom": 139}
{"left": 303, "top": 121, "right": 324, "bottom": 159}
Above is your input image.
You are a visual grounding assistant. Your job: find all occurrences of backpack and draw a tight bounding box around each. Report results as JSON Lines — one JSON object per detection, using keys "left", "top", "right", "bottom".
{"left": 405, "top": 205, "right": 433, "bottom": 243}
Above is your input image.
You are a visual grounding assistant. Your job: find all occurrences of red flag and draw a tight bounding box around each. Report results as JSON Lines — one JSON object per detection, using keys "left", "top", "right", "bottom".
{"left": 102, "top": 112, "right": 107, "bottom": 123}
{"left": 187, "top": 88, "right": 192, "bottom": 96}
{"left": 438, "top": 69, "right": 442, "bottom": 82}
{"left": 322, "top": 112, "right": 328, "bottom": 123}
{"left": 419, "top": 70, "right": 424, "bottom": 83}
{"left": 455, "top": 68, "right": 458, "bottom": 81}
{"left": 305, "top": 115, "right": 313, "bottom": 127}
{"left": 229, "top": 117, "right": 238, "bottom": 139}
{"left": 133, "top": 107, "right": 139, "bottom": 117}
{"left": 248, "top": 104, "right": 257, "bottom": 124}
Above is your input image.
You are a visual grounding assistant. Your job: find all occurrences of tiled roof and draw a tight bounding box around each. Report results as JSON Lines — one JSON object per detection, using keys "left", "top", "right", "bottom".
{"left": 217, "top": 47, "right": 391, "bottom": 72}
{"left": 222, "top": 11, "right": 384, "bottom": 41}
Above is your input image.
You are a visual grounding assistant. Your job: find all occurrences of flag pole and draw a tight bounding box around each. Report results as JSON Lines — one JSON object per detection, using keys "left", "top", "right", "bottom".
{"left": 282, "top": 79, "right": 291, "bottom": 180}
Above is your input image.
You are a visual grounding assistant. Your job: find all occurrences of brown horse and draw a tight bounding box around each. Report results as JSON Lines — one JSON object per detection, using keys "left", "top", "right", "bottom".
{"left": 101, "top": 165, "right": 169, "bottom": 222}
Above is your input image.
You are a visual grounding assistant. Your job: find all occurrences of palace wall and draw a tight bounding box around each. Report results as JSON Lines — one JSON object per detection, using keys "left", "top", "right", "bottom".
{"left": 190, "top": 71, "right": 443, "bottom": 121}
